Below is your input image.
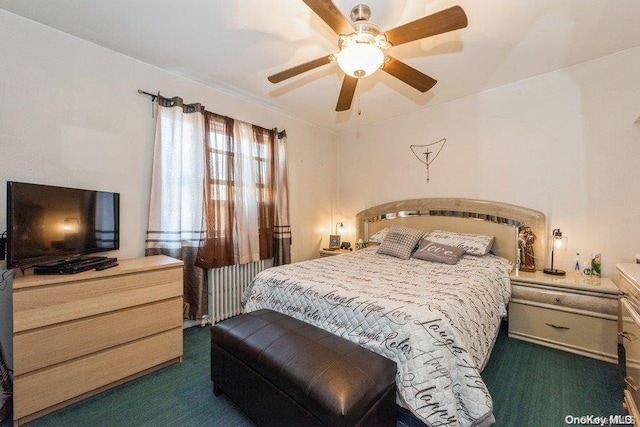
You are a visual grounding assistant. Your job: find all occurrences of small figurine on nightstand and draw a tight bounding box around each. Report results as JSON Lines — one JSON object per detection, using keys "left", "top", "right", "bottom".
{"left": 518, "top": 227, "right": 536, "bottom": 272}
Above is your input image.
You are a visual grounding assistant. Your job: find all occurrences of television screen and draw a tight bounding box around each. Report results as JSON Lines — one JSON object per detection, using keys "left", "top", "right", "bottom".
{"left": 7, "top": 181, "right": 120, "bottom": 269}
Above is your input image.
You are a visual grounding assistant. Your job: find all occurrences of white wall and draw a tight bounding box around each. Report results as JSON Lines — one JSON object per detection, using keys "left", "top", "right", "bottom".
{"left": 337, "top": 47, "right": 640, "bottom": 280}
{"left": 0, "top": 10, "right": 337, "bottom": 265}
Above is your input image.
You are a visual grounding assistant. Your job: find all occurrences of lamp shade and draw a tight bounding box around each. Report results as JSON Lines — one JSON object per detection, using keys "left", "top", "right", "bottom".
{"left": 551, "top": 229, "right": 568, "bottom": 251}
{"left": 543, "top": 228, "right": 567, "bottom": 276}
{"left": 336, "top": 43, "right": 384, "bottom": 78}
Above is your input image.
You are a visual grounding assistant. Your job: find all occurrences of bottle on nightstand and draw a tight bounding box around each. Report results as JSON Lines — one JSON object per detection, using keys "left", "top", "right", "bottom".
{"left": 582, "top": 256, "right": 592, "bottom": 276}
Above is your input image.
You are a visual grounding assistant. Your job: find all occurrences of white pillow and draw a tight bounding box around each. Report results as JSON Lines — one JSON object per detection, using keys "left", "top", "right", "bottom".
{"left": 424, "top": 230, "right": 494, "bottom": 256}
{"left": 368, "top": 227, "right": 389, "bottom": 243}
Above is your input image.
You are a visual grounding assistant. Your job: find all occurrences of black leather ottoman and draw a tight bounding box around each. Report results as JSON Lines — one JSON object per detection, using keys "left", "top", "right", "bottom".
{"left": 211, "top": 309, "right": 397, "bottom": 427}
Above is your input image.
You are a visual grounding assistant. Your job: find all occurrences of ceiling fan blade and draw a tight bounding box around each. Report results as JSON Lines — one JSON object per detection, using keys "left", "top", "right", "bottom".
{"left": 303, "top": 0, "right": 353, "bottom": 35}
{"left": 385, "top": 5, "right": 468, "bottom": 47}
{"left": 382, "top": 57, "right": 437, "bottom": 92}
{"left": 336, "top": 76, "right": 358, "bottom": 111}
{"left": 268, "top": 55, "right": 333, "bottom": 83}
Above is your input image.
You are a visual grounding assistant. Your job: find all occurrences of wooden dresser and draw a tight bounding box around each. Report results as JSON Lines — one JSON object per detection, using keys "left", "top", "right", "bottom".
{"left": 617, "top": 263, "right": 640, "bottom": 423}
{"left": 508, "top": 270, "right": 619, "bottom": 363}
{"left": 11, "top": 255, "right": 183, "bottom": 426}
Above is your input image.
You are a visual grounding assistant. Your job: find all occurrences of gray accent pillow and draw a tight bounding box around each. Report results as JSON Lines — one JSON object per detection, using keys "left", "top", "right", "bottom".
{"left": 376, "top": 226, "right": 425, "bottom": 260}
{"left": 413, "top": 239, "right": 466, "bottom": 264}
{"left": 425, "top": 230, "right": 494, "bottom": 256}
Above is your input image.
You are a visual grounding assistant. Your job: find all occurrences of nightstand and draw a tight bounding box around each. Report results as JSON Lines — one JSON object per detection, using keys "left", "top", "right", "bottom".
{"left": 508, "top": 270, "right": 620, "bottom": 363}
{"left": 319, "top": 248, "right": 351, "bottom": 257}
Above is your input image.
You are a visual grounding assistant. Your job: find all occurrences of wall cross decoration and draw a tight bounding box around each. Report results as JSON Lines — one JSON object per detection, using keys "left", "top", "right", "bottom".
{"left": 410, "top": 138, "right": 446, "bottom": 182}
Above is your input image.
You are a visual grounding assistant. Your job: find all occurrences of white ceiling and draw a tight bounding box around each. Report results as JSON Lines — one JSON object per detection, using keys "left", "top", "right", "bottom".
{"left": 2, "top": 0, "right": 640, "bottom": 132}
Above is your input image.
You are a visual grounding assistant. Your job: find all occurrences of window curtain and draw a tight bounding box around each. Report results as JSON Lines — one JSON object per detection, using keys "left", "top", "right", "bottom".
{"left": 197, "top": 120, "right": 277, "bottom": 267}
{"left": 252, "top": 125, "right": 275, "bottom": 261}
{"left": 232, "top": 121, "right": 262, "bottom": 264}
{"left": 145, "top": 96, "right": 208, "bottom": 321}
{"left": 273, "top": 130, "right": 291, "bottom": 266}
{"left": 144, "top": 92, "right": 291, "bottom": 319}
{"left": 196, "top": 112, "right": 235, "bottom": 269}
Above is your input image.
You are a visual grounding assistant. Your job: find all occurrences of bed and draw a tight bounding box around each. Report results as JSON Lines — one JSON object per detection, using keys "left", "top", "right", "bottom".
{"left": 242, "top": 198, "right": 545, "bottom": 427}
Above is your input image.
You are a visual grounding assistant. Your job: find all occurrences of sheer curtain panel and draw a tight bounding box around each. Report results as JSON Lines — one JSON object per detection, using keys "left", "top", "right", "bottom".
{"left": 196, "top": 112, "right": 235, "bottom": 269}
{"left": 253, "top": 126, "right": 275, "bottom": 261}
{"left": 273, "top": 131, "right": 291, "bottom": 266}
{"left": 145, "top": 96, "right": 207, "bottom": 321}
{"left": 232, "top": 121, "right": 262, "bottom": 264}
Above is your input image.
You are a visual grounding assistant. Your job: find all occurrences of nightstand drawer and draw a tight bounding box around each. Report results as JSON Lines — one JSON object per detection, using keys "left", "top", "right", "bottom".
{"left": 620, "top": 273, "right": 640, "bottom": 302}
{"left": 511, "top": 283, "right": 617, "bottom": 315}
{"left": 509, "top": 302, "right": 617, "bottom": 361}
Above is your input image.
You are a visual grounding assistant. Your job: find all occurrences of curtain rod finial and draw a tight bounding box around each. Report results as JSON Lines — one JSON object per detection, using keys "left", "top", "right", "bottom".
{"left": 138, "top": 89, "right": 158, "bottom": 101}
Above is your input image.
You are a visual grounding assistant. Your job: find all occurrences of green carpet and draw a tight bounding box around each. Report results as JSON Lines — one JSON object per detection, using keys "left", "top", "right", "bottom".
{"left": 1, "top": 322, "right": 625, "bottom": 427}
{"left": 482, "top": 324, "right": 625, "bottom": 427}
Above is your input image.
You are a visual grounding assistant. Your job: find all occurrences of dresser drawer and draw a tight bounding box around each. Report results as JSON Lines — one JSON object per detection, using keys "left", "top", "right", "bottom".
{"left": 511, "top": 283, "right": 618, "bottom": 315}
{"left": 624, "top": 389, "right": 640, "bottom": 426}
{"left": 621, "top": 297, "right": 640, "bottom": 371}
{"left": 13, "top": 328, "right": 183, "bottom": 419}
{"left": 14, "top": 298, "right": 183, "bottom": 375}
{"left": 13, "top": 267, "right": 182, "bottom": 332}
{"left": 618, "top": 264, "right": 640, "bottom": 425}
{"left": 509, "top": 301, "right": 617, "bottom": 361}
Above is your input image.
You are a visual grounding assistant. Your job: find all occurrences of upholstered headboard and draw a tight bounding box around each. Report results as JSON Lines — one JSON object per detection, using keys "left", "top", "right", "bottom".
{"left": 356, "top": 198, "right": 546, "bottom": 270}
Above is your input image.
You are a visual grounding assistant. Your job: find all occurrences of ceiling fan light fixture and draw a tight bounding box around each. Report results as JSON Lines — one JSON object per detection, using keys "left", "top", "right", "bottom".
{"left": 336, "top": 42, "right": 384, "bottom": 78}
{"left": 268, "top": 2, "right": 468, "bottom": 112}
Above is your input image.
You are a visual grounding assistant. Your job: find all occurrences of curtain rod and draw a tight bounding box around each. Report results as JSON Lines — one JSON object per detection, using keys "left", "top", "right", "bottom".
{"left": 138, "top": 89, "right": 159, "bottom": 101}
{"left": 274, "top": 128, "right": 287, "bottom": 139}
{"left": 138, "top": 89, "right": 286, "bottom": 138}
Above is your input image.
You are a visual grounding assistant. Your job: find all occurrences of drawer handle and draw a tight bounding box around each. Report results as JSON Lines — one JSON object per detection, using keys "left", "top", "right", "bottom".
{"left": 625, "top": 376, "right": 639, "bottom": 391}
{"left": 619, "top": 331, "right": 638, "bottom": 342}
{"left": 546, "top": 323, "right": 570, "bottom": 330}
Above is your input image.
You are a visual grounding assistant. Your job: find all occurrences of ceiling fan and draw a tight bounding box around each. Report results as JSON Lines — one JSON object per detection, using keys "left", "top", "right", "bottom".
{"left": 267, "top": 0, "right": 468, "bottom": 112}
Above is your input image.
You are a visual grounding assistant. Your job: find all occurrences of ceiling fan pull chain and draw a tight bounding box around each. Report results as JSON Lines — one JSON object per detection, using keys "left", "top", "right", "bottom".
{"left": 357, "top": 77, "right": 362, "bottom": 116}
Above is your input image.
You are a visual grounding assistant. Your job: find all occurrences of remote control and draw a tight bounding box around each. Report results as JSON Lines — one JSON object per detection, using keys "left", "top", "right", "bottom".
{"left": 95, "top": 262, "right": 118, "bottom": 271}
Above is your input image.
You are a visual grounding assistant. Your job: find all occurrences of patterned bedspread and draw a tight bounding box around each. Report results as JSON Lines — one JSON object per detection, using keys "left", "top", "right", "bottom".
{"left": 242, "top": 247, "right": 513, "bottom": 427}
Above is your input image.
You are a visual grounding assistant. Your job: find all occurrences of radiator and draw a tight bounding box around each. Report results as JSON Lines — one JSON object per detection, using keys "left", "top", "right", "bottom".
{"left": 208, "top": 260, "right": 271, "bottom": 323}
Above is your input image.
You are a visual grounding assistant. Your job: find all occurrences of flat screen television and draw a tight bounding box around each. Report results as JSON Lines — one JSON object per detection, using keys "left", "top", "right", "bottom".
{"left": 6, "top": 181, "right": 120, "bottom": 269}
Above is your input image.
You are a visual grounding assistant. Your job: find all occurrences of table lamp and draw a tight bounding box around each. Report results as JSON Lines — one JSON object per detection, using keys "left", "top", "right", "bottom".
{"left": 543, "top": 228, "right": 568, "bottom": 276}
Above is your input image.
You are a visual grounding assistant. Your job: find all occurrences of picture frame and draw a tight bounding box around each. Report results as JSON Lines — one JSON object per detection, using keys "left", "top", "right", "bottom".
{"left": 329, "top": 234, "right": 341, "bottom": 249}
